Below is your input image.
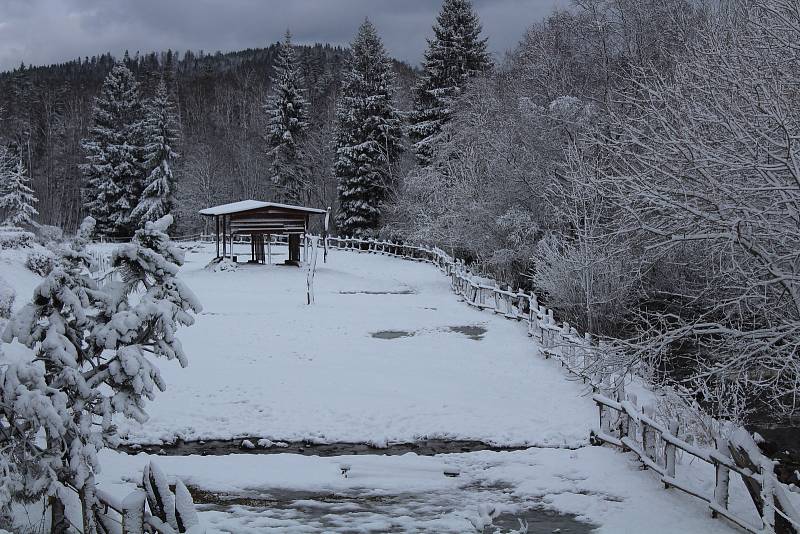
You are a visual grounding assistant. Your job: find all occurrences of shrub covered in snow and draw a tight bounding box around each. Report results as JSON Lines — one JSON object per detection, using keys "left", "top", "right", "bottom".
{"left": 24, "top": 249, "right": 56, "bottom": 276}
{"left": 36, "top": 224, "right": 63, "bottom": 245}
{"left": 206, "top": 258, "right": 238, "bottom": 272}
{"left": 0, "top": 227, "right": 34, "bottom": 249}
{"left": 0, "top": 277, "right": 13, "bottom": 319}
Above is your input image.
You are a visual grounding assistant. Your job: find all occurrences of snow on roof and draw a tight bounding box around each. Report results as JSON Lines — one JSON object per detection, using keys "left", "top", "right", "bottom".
{"left": 199, "top": 200, "right": 327, "bottom": 216}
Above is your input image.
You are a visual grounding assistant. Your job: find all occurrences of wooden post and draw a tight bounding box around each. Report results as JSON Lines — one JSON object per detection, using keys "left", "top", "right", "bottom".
{"left": 642, "top": 403, "right": 657, "bottom": 465}
{"left": 628, "top": 393, "right": 639, "bottom": 448}
{"left": 761, "top": 458, "right": 776, "bottom": 532}
{"left": 618, "top": 391, "right": 632, "bottom": 449}
{"left": 713, "top": 438, "right": 731, "bottom": 518}
{"left": 80, "top": 475, "right": 99, "bottom": 534}
{"left": 222, "top": 216, "right": 227, "bottom": 258}
{"left": 583, "top": 332, "right": 592, "bottom": 373}
{"left": 665, "top": 420, "right": 678, "bottom": 485}
{"left": 121, "top": 490, "right": 146, "bottom": 534}
{"left": 600, "top": 400, "right": 611, "bottom": 435}
{"left": 215, "top": 216, "right": 220, "bottom": 258}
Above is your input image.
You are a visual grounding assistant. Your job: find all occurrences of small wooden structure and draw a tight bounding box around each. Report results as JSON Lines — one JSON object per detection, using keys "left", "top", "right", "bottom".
{"left": 199, "top": 200, "right": 326, "bottom": 265}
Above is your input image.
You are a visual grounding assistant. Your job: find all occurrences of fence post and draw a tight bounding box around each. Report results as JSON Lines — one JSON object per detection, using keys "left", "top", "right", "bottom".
{"left": 618, "top": 407, "right": 630, "bottom": 449}
{"left": 561, "top": 322, "right": 571, "bottom": 368}
{"left": 527, "top": 292, "right": 537, "bottom": 337}
{"left": 583, "top": 332, "right": 592, "bottom": 375}
{"left": 121, "top": 490, "right": 146, "bottom": 534}
{"left": 600, "top": 395, "right": 612, "bottom": 436}
{"left": 665, "top": 419, "right": 678, "bottom": 486}
{"left": 761, "top": 458, "right": 777, "bottom": 532}
{"left": 713, "top": 438, "right": 731, "bottom": 518}
{"left": 642, "top": 403, "right": 657, "bottom": 466}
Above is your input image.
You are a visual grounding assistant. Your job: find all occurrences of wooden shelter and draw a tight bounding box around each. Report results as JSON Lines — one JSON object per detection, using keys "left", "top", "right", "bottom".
{"left": 199, "top": 200, "right": 326, "bottom": 265}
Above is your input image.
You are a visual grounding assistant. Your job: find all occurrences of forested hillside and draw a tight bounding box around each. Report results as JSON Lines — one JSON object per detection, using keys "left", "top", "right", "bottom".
{"left": 0, "top": 43, "right": 416, "bottom": 233}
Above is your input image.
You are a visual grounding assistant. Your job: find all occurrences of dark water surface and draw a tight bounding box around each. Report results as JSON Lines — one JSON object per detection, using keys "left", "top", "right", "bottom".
{"left": 121, "top": 438, "right": 540, "bottom": 457}
{"left": 190, "top": 487, "right": 597, "bottom": 533}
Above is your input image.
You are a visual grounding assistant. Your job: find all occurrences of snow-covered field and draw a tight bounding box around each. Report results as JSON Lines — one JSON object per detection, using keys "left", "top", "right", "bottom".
{"left": 98, "top": 445, "right": 743, "bottom": 533}
{"left": 117, "top": 244, "right": 596, "bottom": 447}
{"left": 2, "top": 243, "right": 749, "bottom": 532}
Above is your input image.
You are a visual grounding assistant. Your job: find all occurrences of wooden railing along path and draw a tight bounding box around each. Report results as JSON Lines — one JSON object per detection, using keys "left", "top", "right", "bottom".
{"left": 91, "top": 461, "right": 201, "bottom": 534}
{"left": 327, "top": 235, "right": 800, "bottom": 534}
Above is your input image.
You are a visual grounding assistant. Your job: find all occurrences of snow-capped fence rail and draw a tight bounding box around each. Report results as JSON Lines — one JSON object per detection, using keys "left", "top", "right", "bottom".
{"left": 326, "top": 235, "right": 800, "bottom": 534}
{"left": 591, "top": 393, "right": 800, "bottom": 534}
{"left": 91, "top": 461, "right": 202, "bottom": 534}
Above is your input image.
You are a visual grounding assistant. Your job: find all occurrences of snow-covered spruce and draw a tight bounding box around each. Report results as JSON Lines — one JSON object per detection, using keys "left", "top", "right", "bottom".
{"left": 265, "top": 31, "right": 310, "bottom": 205}
{"left": 334, "top": 19, "right": 403, "bottom": 237}
{"left": 0, "top": 214, "right": 201, "bottom": 532}
{"left": 81, "top": 61, "right": 145, "bottom": 238}
{"left": 409, "top": 0, "right": 491, "bottom": 166}
{"left": 0, "top": 158, "right": 38, "bottom": 228}
{"left": 132, "top": 78, "right": 180, "bottom": 225}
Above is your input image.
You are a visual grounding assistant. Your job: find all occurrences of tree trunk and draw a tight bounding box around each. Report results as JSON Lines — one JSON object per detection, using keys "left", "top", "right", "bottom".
{"left": 80, "top": 474, "right": 99, "bottom": 534}
{"left": 49, "top": 494, "right": 68, "bottom": 534}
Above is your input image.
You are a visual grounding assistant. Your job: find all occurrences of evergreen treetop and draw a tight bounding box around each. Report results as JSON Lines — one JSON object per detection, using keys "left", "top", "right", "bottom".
{"left": 265, "top": 31, "right": 310, "bottom": 204}
{"left": 0, "top": 158, "right": 38, "bottom": 227}
{"left": 81, "top": 62, "right": 144, "bottom": 237}
{"left": 410, "top": 0, "right": 491, "bottom": 165}
{"left": 132, "top": 78, "right": 180, "bottom": 225}
{"left": 334, "top": 19, "right": 403, "bottom": 237}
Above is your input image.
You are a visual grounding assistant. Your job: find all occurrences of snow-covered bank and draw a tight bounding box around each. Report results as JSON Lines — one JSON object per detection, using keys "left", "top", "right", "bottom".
{"left": 117, "top": 245, "right": 596, "bottom": 447}
{"left": 96, "top": 446, "right": 742, "bottom": 533}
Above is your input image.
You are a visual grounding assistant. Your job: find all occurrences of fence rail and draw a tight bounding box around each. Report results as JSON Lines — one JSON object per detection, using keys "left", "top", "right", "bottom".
{"left": 327, "top": 235, "right": 800, "bottom": 534}
{"left": 91, "top": 461, "right": 201, "bottom": 533}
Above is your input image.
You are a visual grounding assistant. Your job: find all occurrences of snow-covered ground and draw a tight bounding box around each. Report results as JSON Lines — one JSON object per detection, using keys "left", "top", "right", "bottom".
{"left": 116, "top": 244, "right": 596, "bottom": 448}
{"left": 98, "top": 445, "right": 743, "bottom": 533}
{"left": 3, "top": 242, "right": 751, "bottom": 532}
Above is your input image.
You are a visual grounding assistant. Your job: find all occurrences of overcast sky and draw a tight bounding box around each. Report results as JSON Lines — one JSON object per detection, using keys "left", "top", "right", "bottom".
{"left": 0, "top": 0, "right": 566, "bottom": 72}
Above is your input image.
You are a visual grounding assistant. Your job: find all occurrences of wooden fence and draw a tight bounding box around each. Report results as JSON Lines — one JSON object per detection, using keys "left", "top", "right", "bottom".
{"left": 327, "top": 235, "right": 800, "bottom": 534}
{"left": 91, "top": 461, "right": 201, "bottom": 534}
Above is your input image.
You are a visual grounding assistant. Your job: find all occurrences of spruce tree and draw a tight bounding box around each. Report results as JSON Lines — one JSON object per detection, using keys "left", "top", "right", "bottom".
{"left": 409, "top": 0, "right": 491, "bottom": 166}
{"left": 1, "top": 215, "right": 200, "bottom": 532}
{"left": 335, "top": 19, "right": 403, "bottom": 237}
{"left": 133, "top": 78, "right": 179, "bottom": 225}
{"left": 0, "top": 158, "right": 38, "bottom": 227}
{"left": 265, "top": 31, "right": 310, "bottom": 204}
{"left": 81, "top": 62, "right": 144, "bottom": 238}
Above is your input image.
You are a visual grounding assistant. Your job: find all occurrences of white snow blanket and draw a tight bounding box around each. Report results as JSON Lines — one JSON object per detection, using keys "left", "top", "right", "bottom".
{"left": 97, "top": 447, "right": 742, "bottom": 533}
{"left": 4, "top": 242, "right": 751, "bottom": 532}
{"left": 117, "top": 245, "right": 595, "bottom": 447}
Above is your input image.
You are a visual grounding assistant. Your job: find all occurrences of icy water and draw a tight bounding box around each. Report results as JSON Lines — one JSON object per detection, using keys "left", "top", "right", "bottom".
{"left": 371, "top": 325, "right": 487, "bottom": 341}
{"left": 447, "top": 325, "right": 486, "bottom": 340}
{"left": 121, "top": 439, "right": 542, "bottom": 457}
{"left": 371, "top": 330, "right": 414, "bottom": 339}
{"left": 749, "top": 423, "right": 800, "bottom": 484}
{"left": 191, "top": 487, "right": 597, "bottom": 533}
{"left": 340, "top": 289, "right": 416, "bottom": 295}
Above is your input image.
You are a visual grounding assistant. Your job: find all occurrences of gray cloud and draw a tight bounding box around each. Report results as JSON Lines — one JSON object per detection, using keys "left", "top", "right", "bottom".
{"left": 0, "top": 0, "right": 565, "bottom": 72}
